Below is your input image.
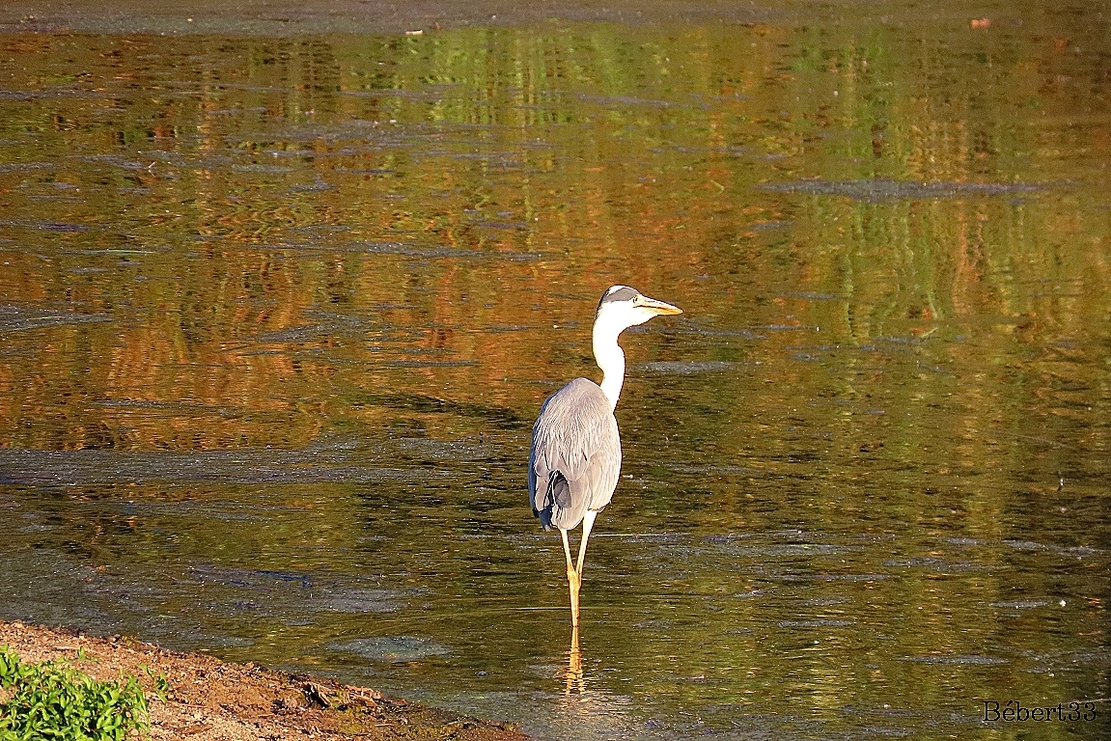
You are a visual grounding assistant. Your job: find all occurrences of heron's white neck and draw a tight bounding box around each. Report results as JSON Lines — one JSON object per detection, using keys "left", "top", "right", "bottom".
{"left": 592, "top": 314, "right": 626, "bottom": 412}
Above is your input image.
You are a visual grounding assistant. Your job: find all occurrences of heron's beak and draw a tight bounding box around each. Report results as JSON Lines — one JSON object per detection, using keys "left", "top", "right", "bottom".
{"left": 636, "top": 295, "right": 683, "bottom": 316}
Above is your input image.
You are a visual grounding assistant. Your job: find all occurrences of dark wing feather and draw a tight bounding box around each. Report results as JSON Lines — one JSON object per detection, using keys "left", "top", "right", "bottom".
{"left": 528, "top": 378, "right": 621, "bottom": 531}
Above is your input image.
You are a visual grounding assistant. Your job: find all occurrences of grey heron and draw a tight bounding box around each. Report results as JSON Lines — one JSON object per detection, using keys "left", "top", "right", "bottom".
{"left": 529, "top": 285, "right": 682, "bottom": 627}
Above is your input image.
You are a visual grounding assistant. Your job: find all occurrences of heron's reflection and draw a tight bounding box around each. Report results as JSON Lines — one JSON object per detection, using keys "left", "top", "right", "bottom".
{"left": 554, "top": 625, "right": 635, "bottom": 740}
{"left": 564, "top": 625, "right": 584, "bottom": 695}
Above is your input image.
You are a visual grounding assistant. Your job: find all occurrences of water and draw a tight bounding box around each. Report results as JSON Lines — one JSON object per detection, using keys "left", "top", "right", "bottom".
{"left": 2, "top": 1, "right": 1110, "bottom": 739}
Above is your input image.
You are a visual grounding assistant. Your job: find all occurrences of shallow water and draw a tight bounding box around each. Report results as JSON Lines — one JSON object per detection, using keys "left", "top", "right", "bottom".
{"left": 2, "top": 1, "right": 1111, "bottom": 739}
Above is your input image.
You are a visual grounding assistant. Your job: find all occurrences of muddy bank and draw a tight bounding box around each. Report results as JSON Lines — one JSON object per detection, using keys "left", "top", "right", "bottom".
{"left": 0, "top": 621, "right": 532, "bottom": 741}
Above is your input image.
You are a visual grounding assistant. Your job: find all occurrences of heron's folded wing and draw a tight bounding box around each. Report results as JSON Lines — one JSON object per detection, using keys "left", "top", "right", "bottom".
{"left": 529, "top": 378, "right": 621, "bottom": 518}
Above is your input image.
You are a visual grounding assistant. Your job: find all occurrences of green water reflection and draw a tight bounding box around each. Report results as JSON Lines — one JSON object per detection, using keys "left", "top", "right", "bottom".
{"left": 1, "top": 4, "right": 1110, "bottom": 739}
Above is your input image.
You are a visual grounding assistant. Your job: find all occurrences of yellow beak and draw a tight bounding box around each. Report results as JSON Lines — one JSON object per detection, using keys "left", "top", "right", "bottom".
{"left": 636, "top": 295, "right": 683, "bottom": 316}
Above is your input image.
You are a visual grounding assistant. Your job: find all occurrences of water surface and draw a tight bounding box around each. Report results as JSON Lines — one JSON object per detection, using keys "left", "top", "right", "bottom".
{"left": 1, "top": 2, "right": 1110, "bottom": 739}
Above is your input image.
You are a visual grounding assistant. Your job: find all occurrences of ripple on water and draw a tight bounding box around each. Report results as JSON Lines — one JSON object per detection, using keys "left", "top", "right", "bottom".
{"left": 762, "top": 178, "right": 1044, "bottom": 201}
{"left": 903, "top": 654, "right": 1009, "bottom": 666}
{"left": 0, "top": 304, "right": 111, "bottom": 332}
{"left": 316, "top": 589, "right": 408, "bottom": 614}
{"left": 990, "top": 600, "right": 1048, "bottom": 610}
{"left": 639, "top": 360, "right": 740, "bottom": 375}
{"left": 330, "top": 636, "right": 452, "bottom": 663}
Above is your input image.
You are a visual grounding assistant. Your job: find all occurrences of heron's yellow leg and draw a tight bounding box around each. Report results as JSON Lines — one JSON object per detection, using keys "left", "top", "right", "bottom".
{"left": 560, "top": 529, "right": 580, "bottom": 627}
{"left": 575, "top": 510, "right": 597, "bottom": 577}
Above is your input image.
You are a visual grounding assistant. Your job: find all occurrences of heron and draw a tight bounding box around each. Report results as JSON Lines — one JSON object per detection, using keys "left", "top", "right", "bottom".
{"left": 529, "top": 285, "right": 682, "bottom": 627}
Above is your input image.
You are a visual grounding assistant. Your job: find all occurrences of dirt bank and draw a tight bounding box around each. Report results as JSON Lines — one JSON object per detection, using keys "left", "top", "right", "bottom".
{"left": 0, "top": 620, "right": 533, "bottom": 741}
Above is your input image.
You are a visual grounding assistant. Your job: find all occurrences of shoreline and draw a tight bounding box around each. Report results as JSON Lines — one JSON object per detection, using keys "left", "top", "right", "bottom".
{"left": 0, "top": 620, "right": 533, "bottom": 741}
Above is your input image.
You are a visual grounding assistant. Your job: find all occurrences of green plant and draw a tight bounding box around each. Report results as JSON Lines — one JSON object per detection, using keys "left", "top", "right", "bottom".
{"left": 0, "top": 645, "right": 151, "bottom": 741}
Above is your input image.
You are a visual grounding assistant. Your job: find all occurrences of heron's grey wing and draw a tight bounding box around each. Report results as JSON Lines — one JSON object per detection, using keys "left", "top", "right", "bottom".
{"left": 529, "top": 378, "right": 621, "bottom": 531}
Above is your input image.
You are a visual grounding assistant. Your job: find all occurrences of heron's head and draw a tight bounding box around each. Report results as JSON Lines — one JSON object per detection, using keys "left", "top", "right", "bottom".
{"left": 594, "top": 285, "right": 683, "bottom": 333}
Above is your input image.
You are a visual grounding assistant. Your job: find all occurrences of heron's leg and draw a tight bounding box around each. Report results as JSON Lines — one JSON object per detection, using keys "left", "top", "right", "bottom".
{"left": 560, "top": 528, "right": 575, "bottom": 574}
{"left": 575, "top": 510, "right": 598, "bottom": 577}
{"left": 560, "top": 529, "right": 580, "bottom": 627}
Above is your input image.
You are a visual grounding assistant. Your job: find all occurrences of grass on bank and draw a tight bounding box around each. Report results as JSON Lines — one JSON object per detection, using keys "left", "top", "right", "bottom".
{"left": 0, "top": 644, "right": 159, "bottom": 741}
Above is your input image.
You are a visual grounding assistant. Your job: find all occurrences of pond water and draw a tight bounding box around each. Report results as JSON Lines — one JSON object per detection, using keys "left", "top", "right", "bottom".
{"left": 2, "top": 1, "right": 1110, "bottom": 739}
